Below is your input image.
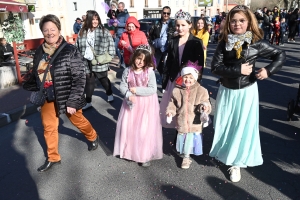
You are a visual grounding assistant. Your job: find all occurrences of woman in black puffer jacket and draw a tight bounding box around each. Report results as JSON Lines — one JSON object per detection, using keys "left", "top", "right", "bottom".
{"left": 25, "top": 14, "right": 99, "bottom": 172}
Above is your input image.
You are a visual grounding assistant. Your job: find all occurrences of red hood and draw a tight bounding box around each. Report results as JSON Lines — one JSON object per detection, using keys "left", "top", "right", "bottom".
{"left": 126, "top": 16, "right": 140, "bottom": 30}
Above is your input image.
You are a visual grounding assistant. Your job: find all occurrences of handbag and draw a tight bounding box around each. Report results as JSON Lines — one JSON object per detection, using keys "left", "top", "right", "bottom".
{"left": 23, "top": 71, "right": 39, "bottom": 91}
{"left": 29, "top": 42, "right": 67, "bottom": 106}
{"left": 88, "top": 42, "right": 112, "bottom": 65}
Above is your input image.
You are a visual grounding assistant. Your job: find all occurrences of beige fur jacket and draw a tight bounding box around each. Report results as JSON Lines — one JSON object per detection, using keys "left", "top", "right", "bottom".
{"left": 166, "top": 82, "right": 211, "bottom": 134}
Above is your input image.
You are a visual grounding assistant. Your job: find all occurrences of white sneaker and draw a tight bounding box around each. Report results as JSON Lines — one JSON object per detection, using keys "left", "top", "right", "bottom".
{"left": 181, "top": 157, "right": 192, "bottom": 169}
{"left": 107, "top": 95, "right": 114, "bottom": 102}
{"left": 228, "top": 166, "right": 241, "bottom": 182}
{"left": 82, "top": 103, "right": 92, "bottom": 110}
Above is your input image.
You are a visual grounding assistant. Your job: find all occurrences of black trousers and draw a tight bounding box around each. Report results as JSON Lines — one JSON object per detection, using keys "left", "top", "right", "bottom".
{"left": 280, "top": 31, "right": 285, "bottom": 44}
{"left": 85, "top": 71, "right": 113, "bottom": 103}
{"left": 154, "top": 49, "right": 168, "bottom": 75}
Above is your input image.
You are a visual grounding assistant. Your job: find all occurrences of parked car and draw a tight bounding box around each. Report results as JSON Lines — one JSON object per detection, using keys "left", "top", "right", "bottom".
{"left": 139, "top": 21, "right": 152, "bottom": 39}
{"left": 138, "top": 18, "right": 160, "bottom": 26}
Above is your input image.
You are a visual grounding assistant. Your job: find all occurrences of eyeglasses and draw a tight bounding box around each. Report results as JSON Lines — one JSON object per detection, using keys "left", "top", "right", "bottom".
{"left": 230, "top": 19, "right": 248, "bottom": 25}
{"left": 163, "top": 12, "right": 171, "bottom": 15}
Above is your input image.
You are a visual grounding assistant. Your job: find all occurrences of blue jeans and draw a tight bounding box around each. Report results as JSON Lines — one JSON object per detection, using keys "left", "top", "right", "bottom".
{"left": 114, "top": 37, "right": 123, "bottom": 64}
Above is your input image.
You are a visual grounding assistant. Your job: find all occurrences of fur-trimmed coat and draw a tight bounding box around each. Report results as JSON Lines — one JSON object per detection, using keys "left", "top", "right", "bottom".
{"left": 76, "top": 27, "right": 115, "bottom": 73}
{"left": 166, "top": 82, "right": 211, "bottom": 134}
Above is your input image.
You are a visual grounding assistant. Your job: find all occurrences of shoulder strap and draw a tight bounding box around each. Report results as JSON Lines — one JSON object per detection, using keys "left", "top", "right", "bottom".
{"left": 127, "top": 32, "right": 133, "bottom": 48}
{"left": 38, "top": 42, "right": 67, "bottom": 94}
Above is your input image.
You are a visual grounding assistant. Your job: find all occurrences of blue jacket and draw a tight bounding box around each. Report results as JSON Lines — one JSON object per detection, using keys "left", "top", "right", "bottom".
{"left": 280, "top": 22, "right": 288, "bottom": 32}
{"left": 73, "top": 22, "right": 81, "bottom": 34}
{"left": 116, "top": 9, "right": 129, "bottom": 38}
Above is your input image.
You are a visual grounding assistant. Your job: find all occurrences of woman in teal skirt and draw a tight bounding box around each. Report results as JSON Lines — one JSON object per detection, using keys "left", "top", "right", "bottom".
{"left": 210, "top": 5, "right": 286, "bottom": 182}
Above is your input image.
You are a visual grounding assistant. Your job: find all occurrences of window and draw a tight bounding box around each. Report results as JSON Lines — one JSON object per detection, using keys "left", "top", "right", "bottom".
{"left": 35, "top": 0, "right": 39, "bottom": 8}
{"left": 58, "top": 0, "right": 62, "bottom": 7}
{"left": 48, "top": 0, "right": 52, "bottom": 7}
{"left": 145, "top": 0, "right": 148, "bottom": 7}
{"left": 73, "top": 2, "right": 77, "bottom": 11}
{"left": 130, "top": 0, "right": 134, "bottom": 8}
{"left": 176, "top": 0, "right": 178, "bottom": 6}
{"left": 168, "top": 1, "right": 170, "bottom": 5}
{"left": 195, "top": 0, "right": 197, "bottom": 4}
{"left": 182, "top": 0, "right": 184, "bottom": 5}
{"left": 158, "top": 0, "right": 162, "bottom": 7}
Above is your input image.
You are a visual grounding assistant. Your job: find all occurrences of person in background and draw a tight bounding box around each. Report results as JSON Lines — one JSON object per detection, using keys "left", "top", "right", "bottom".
{"left": 192, "top": 18, "right": 210, "bottom": 66}
{"left": 107, "top": 0, "right": 118, "bottom": 27}
{"left": 113, "top": 2, "right": 129, "bottom": 68}
{"left": 149, "top": 6, "right": 175, "bottom": 76}
{"left": 118, "top": 16, "right": 148, "bottom": 68}
{"left": 279, "top": 18, "right": 288, "bottom": 46}
{"left": 272, "top": 6, "right": 281, "bottom": 22}
{"left": 77, "top": 10, "right": 115, "bottom": 109}
{"left": 288, "top": 8, "right": 299, "bottom": 42}
{"left": 24, "top": 14, "right": 99, "bottom": 172}
{"left": 81, "top": 15, "right": 86, "bottom": 27}
{"left": 0, "top": 38, "right": 14, "bottom": 63}
{"left": 270, "top": 16, "right": 281, "bottom": 45}
{"left": 73, "top": 17, "right": 82, "bottom": 34}
{"left": 263, "top": 10, "right": 273, "bottom": 40}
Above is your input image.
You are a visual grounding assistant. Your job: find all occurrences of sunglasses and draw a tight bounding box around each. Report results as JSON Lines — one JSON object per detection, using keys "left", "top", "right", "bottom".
{"left": 163, "top": 12, "right": 170, "bottom": 15}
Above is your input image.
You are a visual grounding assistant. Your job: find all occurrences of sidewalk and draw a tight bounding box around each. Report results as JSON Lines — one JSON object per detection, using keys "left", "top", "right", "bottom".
{"left": 0, "top": 56, "right": 121, "bottom": 127}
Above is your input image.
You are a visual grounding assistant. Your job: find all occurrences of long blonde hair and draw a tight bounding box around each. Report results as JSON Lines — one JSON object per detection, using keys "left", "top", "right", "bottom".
{"left": 219, "top": 5, "right": 263, "bottom": 43}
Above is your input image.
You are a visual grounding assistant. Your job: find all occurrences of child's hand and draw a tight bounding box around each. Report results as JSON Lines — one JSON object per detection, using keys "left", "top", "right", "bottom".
{"left": 166, "top": 113, "right": 172, "bottom": 124}
{"left": 130, "top": 87, "right": 136, "bottom": 94}
{"left": 256, "top": 68, "right": 268, "bottom": 80}
{"left": 129, "top": 95, "right": 136, "bottom": 103}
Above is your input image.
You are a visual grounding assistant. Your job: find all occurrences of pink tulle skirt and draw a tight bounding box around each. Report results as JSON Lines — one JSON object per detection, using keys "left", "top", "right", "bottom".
{"left": 113, "top": 94, "right": 163, "bottom": 163}
{"left": 159, "top": 79, "right": 177, "bottom": 128}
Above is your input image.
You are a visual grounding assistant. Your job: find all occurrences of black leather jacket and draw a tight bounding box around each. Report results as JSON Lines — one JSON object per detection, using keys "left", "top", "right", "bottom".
{"left": 211, "top": 40, "right": 286, "bottom": 89}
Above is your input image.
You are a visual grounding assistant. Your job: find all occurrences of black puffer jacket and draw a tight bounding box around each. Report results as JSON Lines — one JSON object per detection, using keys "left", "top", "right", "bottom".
{"left": 32, "top": 40, "right": 86, "bottom": 114}
{"left": 211, "top": 40, "right": 285, "bottom": 89}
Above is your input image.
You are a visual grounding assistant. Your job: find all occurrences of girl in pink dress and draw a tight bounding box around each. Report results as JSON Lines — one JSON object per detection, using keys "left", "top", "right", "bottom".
{"left": 113, "top": 44, "right": 163, "bottom": 167}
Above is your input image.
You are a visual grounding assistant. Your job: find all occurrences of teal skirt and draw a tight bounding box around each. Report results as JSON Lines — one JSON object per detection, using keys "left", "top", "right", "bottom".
{"left": 209, "top": 82, "right": 263, "bottom": 167}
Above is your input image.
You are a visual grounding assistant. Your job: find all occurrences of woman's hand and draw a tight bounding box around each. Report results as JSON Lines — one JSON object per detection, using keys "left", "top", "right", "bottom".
{"left": 203, "top": 46, "right": 207, "bottom": 50}
{"left": 256, "top": 68, "right": 268, "bottom": 80}
{"left": 241, "top": 62, "right": 253, "bottom": 75}
{"left": 121, "top": 40, "right": 127, "bottom": 47}
{"left": 129, "top": 95, "right": 136, "bottom": 103}
{"left": 167, "top": 113, "right": 172, "bottom": 117}
{"left": 67, "top": 107, "right": 77, "bottom": 115}
{"left": 129, "top": 87, "right": 136, "bottom": 94}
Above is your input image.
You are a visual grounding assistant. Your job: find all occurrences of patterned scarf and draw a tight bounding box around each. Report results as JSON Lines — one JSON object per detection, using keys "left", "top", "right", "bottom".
{"left": 225, "top": 31, "right": 252, "bottom": 59}
{"left": 37, "top": 35, "right": 63, "bottom": 87}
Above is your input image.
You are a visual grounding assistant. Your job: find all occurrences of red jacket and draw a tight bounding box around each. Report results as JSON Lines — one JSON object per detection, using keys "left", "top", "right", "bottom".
{"left": 118, "top": 16, "right": 148, "bottom": 64}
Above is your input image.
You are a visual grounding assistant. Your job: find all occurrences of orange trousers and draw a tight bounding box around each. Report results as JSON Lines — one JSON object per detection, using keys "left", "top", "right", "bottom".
{"left": 40, "top": 101, "right": 97, "bottom": 162}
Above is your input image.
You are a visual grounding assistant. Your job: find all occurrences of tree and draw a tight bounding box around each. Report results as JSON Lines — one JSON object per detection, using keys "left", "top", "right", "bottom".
{"left": 1, "top": 12, "right": 25, "bottom": 43}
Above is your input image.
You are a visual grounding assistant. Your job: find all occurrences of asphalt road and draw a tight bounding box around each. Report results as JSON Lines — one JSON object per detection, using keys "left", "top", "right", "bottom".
{"left": 0, "top": 40, "right": 299, "bottom": 200}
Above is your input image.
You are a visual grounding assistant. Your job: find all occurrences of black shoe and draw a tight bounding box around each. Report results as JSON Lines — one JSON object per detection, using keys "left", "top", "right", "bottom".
{"left": 88, "top": 135, "right": 99, "bottom": 151}
{"left": 37, "top": 160, "right": 61, "bottom": 172}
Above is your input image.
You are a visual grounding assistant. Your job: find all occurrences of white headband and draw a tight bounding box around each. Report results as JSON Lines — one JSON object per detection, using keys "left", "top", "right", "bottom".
{"left": 181, "top": 67, "right": 198, "bottom": 80}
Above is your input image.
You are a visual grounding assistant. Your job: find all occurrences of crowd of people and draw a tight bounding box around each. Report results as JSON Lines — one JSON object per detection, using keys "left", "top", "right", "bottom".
{"left": 22, "top": 2, "right": 287, "bottom": 184}
{"left": 255, "top": 6, "right": 300, "bottom": 45}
